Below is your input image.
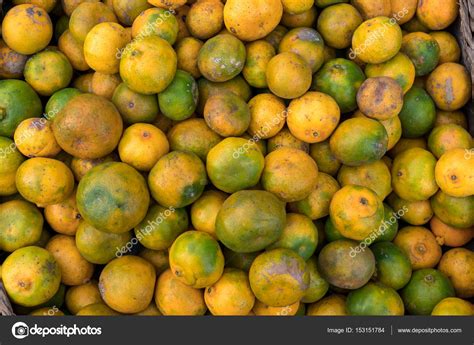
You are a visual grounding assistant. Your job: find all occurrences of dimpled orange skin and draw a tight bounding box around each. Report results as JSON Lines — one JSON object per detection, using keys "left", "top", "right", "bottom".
{"left": 430, "top": 216, "right": 473, "bottom": 248}
{"left": 435, "top": 148, "right": 474, "bottom": 198}
{"left": 91, "top": 72, "right": 122, "bottom": 100}
{"left": 351, "top": 0, "right": 391, "bottom": 20}
{"left": 431, "top": 297, "right": 474, "bottom": 316}
{"left": 281, "top": 0, "right": 314, "bottom": 15}
{"left": 155, "top": 269, "right": 207, "bottom": 316}
{"left": 45, "top": 234, "right": 94, "bottom": 286}
{"left": 337, "top": 160, "right": 392, "bottom": 200}
{"left": 83, "top": 22, "right": 130, "bottom": 75}
{"left": 289, "top": 172, "right": 340, "bottom": 220}
{"left": 2, "top": 4, "right": 53, "bottom": 55}
{"left": 266, "top": 52, "right": 312, "bottom": 100}
{"left": 69, "top": 2, "right": 118, "bottom": 43}
{"left": 249, "top": 248, "right": 310, "bottom": 307}
{"left": 186, "top": 0, "right": 224, "bottom": 40}
{"left": 430, "top": 32, "right": 461, "bottom": 64}
{"left": 52, "top": 93, "right": 124, "bottom": 159}
{"left": 434, "top": 110, "right": 468, "bottom": 129}
{"left": 2, "top": 246, "right": 61, "bottom": 307}
{"left": 118, "top": 123, "right": 170, "bottom": 172}
{"left": 44, "top": 191, "right": 81, "bottom": 236}
{"left": 15, "top": 157, "right": 75, "bottom": 207}
{"left": 58, "top": 30, "right": 90, "bottom": 71}
{"left": 248, "top": 93, "right": 286, "bottom": 139}
{"left": 120, "top": 35, "right": 177, "bottom": 95}
{"left": 307, "top": 294, "right": 348, "bottom": 315}
{"left": 99, "top": 256, "right": 156, "bottom": 314}
{"left": 351, "top": 16, "right": 403, "bottom": 64}
{"left": 438, "top": 248, "right": 474, "bottom": 298}
{"left": 390, "top": 0, "right": 417, "bottom": 24}
{"left": 416, "top": 0, "right": 459, "bottom": 30}
{"left": 65, "top": 281, "right": 103, "bottom": 315}
{"left": 175, "top": 37, "right": 203, "bottom": 79}
{"left": 316, "top": 4, "right": 363, "bottom": 49}
{"left": 393, "top": 226, "right": 442, "bottom": 270}
{"left": 224, "top": 0, "right": 283, "bottom": 42}
{"left": 329, "top": 185, "right": 384, "bottom": 241}
{"left": 287, "top": 92, "right": 340, "bottom": 144}
{"left": 426, "top": 63, "right": 472, "bottom": 112}
{"left": 14, "top": 118, "right": 61, "bottom": 158}
{"left": 204, "top": 268, "right": 255, "bottom": 316}
{"left": 262, "top": 147, "right": 319, "bottom": 202}
{"left": 427, "top": 124, "right": 472, "bottom": 159}
{"left": 281, "top": 8, "right": 317, "bottom": 28}
{"left": 353, "top": 110, "right": 402, "bottom": 151}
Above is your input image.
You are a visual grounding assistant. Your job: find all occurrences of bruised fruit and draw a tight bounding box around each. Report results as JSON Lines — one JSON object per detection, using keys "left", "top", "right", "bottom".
{"left": 204, "top": 92, "right": 250, "bottom": 137}
{"left": 2, "top": 4, "right": 53, "bottom": 55}
{"left": 318, "top": 239, "right": 375, "bottom": 290}
{"left": 249, "top": 248, "right": 309, "bottom": 307}
{"left": 426, "top": 62, "right": 472, "bottom": 111}
{"left": 2, "top": 246, "right": 61, "bottom": 307}
{"left": 356, "top": 77, "right": 404, "bottom": 120}
{"left": 438, "top": 248, "right": 474, "bottom": 298}
{"left": 52, "top": 93, "right": 123, "bottom": 159}
{"left": 198, "top": 34, "right": 246, "bottom": 83}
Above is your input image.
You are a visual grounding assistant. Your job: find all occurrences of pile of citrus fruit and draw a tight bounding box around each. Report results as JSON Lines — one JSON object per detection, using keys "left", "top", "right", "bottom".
{"left": 0, "top": 0, "right": 473, "bottom": 316}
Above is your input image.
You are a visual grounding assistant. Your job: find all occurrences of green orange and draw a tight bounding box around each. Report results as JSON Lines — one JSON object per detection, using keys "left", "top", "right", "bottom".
{"left": 216, "top": 190, "right": 286, "bottom": 253}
